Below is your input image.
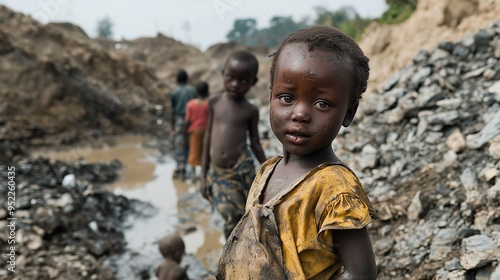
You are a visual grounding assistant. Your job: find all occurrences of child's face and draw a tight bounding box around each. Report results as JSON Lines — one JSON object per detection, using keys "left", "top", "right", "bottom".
{"left": 270, "top": 43, "right": 357, "bottom": 156}
{"left": 222, "top": 58, "right": 257, "bottom": 100}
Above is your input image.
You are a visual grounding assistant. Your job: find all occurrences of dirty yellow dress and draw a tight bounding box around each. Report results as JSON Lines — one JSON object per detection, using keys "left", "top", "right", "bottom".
{"left": 216, "top": 156, "right": 376, "bottom": 280}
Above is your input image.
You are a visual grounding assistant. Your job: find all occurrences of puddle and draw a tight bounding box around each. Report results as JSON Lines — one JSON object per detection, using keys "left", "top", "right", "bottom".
{"left": 32, "top": 134, "right": 224, "bottom": 279}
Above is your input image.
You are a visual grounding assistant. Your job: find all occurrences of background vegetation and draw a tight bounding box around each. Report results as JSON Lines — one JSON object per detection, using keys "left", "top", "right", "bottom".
{"left": 225, "top": 0, "right": 417, "bottom": 49}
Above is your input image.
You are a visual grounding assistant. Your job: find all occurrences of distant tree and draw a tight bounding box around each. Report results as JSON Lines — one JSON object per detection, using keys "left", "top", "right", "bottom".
{"left": 226, "top": 18, "right": 257, "bottom": 45}
{"left": 226, "top": 16, "right": 306, "bottom": 49}
{"left": 379, "top": 0, "right": 417, "bottom": 24}
{"left": 314, "top": 6, "right": 356, "bottom": 27}
{"left": 97, "top": 17, "right": 113, "bottom": 39}
{"left": 313, "top": 6, "right": 372, "bottom": 41}
{"left": 265, "top": 16, "right": 308, "bottom": 48}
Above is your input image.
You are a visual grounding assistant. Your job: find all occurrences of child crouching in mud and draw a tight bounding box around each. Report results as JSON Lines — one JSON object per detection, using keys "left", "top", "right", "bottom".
{"left": 216, "top": 25, "right": 378, "bottom": 279}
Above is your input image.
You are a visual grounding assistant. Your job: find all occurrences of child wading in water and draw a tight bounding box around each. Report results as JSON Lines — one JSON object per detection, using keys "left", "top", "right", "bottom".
{"left": 200, "top": 50, "right": 267, "bottom": 238}
{"left": 217, "top": 26, "right": 377, "bottom": 279}
{"left": 184, "top": 81, "right": 210, "bottom": 180}
{"left": 171, "top": 69, "right": 196, "bottom": 179}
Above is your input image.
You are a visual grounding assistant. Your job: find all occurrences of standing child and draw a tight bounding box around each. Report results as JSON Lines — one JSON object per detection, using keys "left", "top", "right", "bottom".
{"left": 217, "top": 26, "right": 378, "bottom": 279}
{"left": 184, "top": 81, "right": 210, "bottom": 180}
{"left": 200, "top": 50, "right": 267, "bottom": 238}
{"left": 171, "top": 69, "right": 197, "bottom": 179}
{"left": 155, "top": 234, "right": 189, "bottom": 280}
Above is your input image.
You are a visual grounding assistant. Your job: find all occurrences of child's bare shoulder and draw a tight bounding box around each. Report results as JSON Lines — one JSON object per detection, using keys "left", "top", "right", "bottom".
{"left": 208, "top": 93, "right": 222, "bottom": 105}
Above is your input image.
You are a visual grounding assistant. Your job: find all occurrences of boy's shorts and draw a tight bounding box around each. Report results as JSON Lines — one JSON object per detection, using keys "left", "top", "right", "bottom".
{"left": 206, "top": 149, "right": 256, "bottom": 238}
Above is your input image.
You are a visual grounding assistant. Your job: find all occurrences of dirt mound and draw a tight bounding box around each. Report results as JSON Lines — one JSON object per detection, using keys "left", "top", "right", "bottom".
{"left": 360, "top": 0, "right": 500, "bottom": 94}
{"left": 107, "top": 37, "right": 273, "bottom": 105}
{"left": 98, "top": 34, "right": 208, "bottom": 83}
{"left": 0, "top": 5, "right": 170, "bottom": 151}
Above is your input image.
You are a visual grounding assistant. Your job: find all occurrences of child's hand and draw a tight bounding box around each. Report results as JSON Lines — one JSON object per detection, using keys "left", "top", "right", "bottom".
{"left": 199, "top": 178, "right": 211, "bottom": 201}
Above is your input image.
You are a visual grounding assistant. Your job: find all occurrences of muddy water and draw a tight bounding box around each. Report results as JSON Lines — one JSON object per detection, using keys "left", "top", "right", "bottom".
{"left": 33, "top": 135, "right": 224, "bottom": 280}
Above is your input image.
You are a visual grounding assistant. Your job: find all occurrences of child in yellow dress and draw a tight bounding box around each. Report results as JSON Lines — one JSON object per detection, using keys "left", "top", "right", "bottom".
{"left": 217, "top": 25, "right": 378, "bottom": 279}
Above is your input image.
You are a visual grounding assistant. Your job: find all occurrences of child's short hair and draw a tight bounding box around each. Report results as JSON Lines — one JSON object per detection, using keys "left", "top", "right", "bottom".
{"left": 270, "top": 25, "right": 370, "bottom": 101}
{"left": 224, "top": 50, "right": 259, "bottom": 77}
{"left": 176, "top": 69, "right": 188, "bottom": 84}
{"left": 196, "top": 81, "right": 209, "bottom": 98}
{"left": 159, "top": 234, "right": 185, "bottom": 258}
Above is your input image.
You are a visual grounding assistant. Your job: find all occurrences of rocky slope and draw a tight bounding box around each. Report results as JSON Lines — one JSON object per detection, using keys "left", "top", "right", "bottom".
{"left": 0, "top": 5, "right": 170, "bottom": 153}
{"left": 1, "top": 1, "right": 500, "bottom": 279}
{"left": 360, "top": 0, "right": 500, "bottom": 94}
{"left": 345, "top": 22, "right": 500, "bottom": 279}
{"left": 100, "top": 37, "right": 273, "bottom": 104}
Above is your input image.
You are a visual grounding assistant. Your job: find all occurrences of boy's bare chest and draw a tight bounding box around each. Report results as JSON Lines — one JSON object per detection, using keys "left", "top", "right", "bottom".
{"left": 214, "top": 103, "right": 251, "bottom": 123}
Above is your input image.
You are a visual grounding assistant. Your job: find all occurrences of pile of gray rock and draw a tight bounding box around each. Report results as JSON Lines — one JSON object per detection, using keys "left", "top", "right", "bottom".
{"left": 0, "top": 158, "right": 145, "bottom": 279}
{"left": 343, "top": 22, "right": 500, "bottom": 279}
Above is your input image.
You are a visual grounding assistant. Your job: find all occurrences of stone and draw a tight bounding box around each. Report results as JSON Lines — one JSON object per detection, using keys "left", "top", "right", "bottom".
{"left": 460, "top": 235, "right": 500, "bottom": 269}
{"left": 488, "top": 135, "right": 500, "bottom": 159}
{"left": 446, "top": 130, "right": 467, "bottom": 153}
{"left": 62, "top": 174, "right": 76, "bottom": 188}
{"left": 466, "top": 111, "right": 500, "bottom": 149}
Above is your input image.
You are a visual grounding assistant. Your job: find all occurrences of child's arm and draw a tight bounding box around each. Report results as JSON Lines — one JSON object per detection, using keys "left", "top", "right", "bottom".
{"left": 170, "top": 94, "right": 176, "bottom": 137}
{"left": 332, "top": 227, "right": 377, "bottom": 280}
{"left": 200, "top": 97, "right": 214, "bottom": 199}
{"left": 183, "top": 121, "right": 191, "bottom": 150}
{"left": 248, "top": 106, "right": 266, "bottom": 163}
{"left": 184, "top": 105, "right": 191, "bottom": 149}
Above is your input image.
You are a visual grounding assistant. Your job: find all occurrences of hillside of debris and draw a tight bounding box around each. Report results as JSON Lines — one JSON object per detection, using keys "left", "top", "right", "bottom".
{"left": 1, "top": 1, "right": 500, "bottom": 279}
{"left": 343, "top": 22, "right": 500, "bottom": 279}
{"left": 2, "top": 0, "right": 499, "bottom": 158}
{"left": 0, "top": 5, "right": 170, "bottom": 154}
{"left": 99, "top": 37, "right": 272, "bottom": 104}
{"left": 360, "top": 0, "right": 500, "bottom": 94}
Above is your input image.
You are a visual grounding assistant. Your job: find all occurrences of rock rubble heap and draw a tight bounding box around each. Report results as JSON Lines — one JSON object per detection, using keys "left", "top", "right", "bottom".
{"left": 0, "top": 158, "right": 145, "bottom": 280}
{"left": 344, "top": 22, "right": 500, "bottom": 279}
{"left": 0, "top": 5, "right": 170, "bottom": 148}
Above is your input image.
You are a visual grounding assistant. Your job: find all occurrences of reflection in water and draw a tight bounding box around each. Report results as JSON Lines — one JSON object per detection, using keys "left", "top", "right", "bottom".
{"left": 32, "top": 135, "right": 224, "bottom": 279}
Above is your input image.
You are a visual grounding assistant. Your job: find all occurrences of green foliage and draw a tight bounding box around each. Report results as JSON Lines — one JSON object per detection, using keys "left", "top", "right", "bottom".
{"left": 97, "top": 17, "right": 113, "bottom": 39}
{"left": 225, "top": 16, "right": 307, "bottom": 49}
{"left": 378, "top": 0, "right": 417, "bottom": 24}
{"left": 225, "top": 2, "right": 415, "bottom": 47}
{"left": 226, "top": 18, "right": 257, "bottom": 44}
{"left": 265, "top": 16, "right": 308, "bottom": 48}
{"left": 338, "top": 18, "right": 373, "bottom": 41}
{"left": 314, "top": 6, "right": 373, "bottom": 42}
{"left": 314, "top": 6, "right": 355, "bottom": 26}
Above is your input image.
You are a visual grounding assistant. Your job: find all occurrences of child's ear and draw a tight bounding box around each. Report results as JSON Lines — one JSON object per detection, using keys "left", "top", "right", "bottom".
{"left": 342, "top": 100, "right": 359, "bottom": 127}
{"left": 252, "top": 76, "right": 258, "bottom": 86}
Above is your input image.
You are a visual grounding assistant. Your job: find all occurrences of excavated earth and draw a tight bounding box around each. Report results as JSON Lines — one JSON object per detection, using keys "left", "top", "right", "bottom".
{"left": 1, "top": 0, "right": 500, "bottom": 279}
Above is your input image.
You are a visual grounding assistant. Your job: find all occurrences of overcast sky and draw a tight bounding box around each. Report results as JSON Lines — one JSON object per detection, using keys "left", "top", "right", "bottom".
{"left": 0, "top": 0, "right": 387, "bottom": 51}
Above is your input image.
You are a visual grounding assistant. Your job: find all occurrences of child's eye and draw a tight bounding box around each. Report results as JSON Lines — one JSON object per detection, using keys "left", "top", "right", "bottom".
{"left": 314, "top": 101, "right": 330, "bottom": 109}
{"left": 278, "top": 95, "right": 294, "bottom": 104}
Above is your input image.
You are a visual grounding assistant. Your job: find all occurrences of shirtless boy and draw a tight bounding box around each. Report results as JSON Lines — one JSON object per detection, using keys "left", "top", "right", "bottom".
{"left": 200, "top": 50, "right": 266, "bottom": 238}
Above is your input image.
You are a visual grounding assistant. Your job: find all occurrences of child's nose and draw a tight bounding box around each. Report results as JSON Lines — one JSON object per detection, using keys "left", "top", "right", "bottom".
{"left": 291, "top": 103, "right": 310, "bottom": 122}
{"left": 230, "top": 79, "right": 240, "bottom": 88}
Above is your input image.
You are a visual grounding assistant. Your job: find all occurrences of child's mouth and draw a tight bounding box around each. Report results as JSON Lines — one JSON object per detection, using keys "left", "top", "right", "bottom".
{"left": 285, "top": 132, "right": 309, "bottom": 144}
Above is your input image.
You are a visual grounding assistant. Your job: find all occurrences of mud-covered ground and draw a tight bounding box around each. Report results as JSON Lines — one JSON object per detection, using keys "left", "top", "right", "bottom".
{"left": 0, "top": 135, "right": 225, "bottom": 280}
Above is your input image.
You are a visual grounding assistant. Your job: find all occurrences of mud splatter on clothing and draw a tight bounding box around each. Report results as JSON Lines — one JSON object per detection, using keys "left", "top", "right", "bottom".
{"left": 217, "top": 156, "right": 376, "bottom": 279}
